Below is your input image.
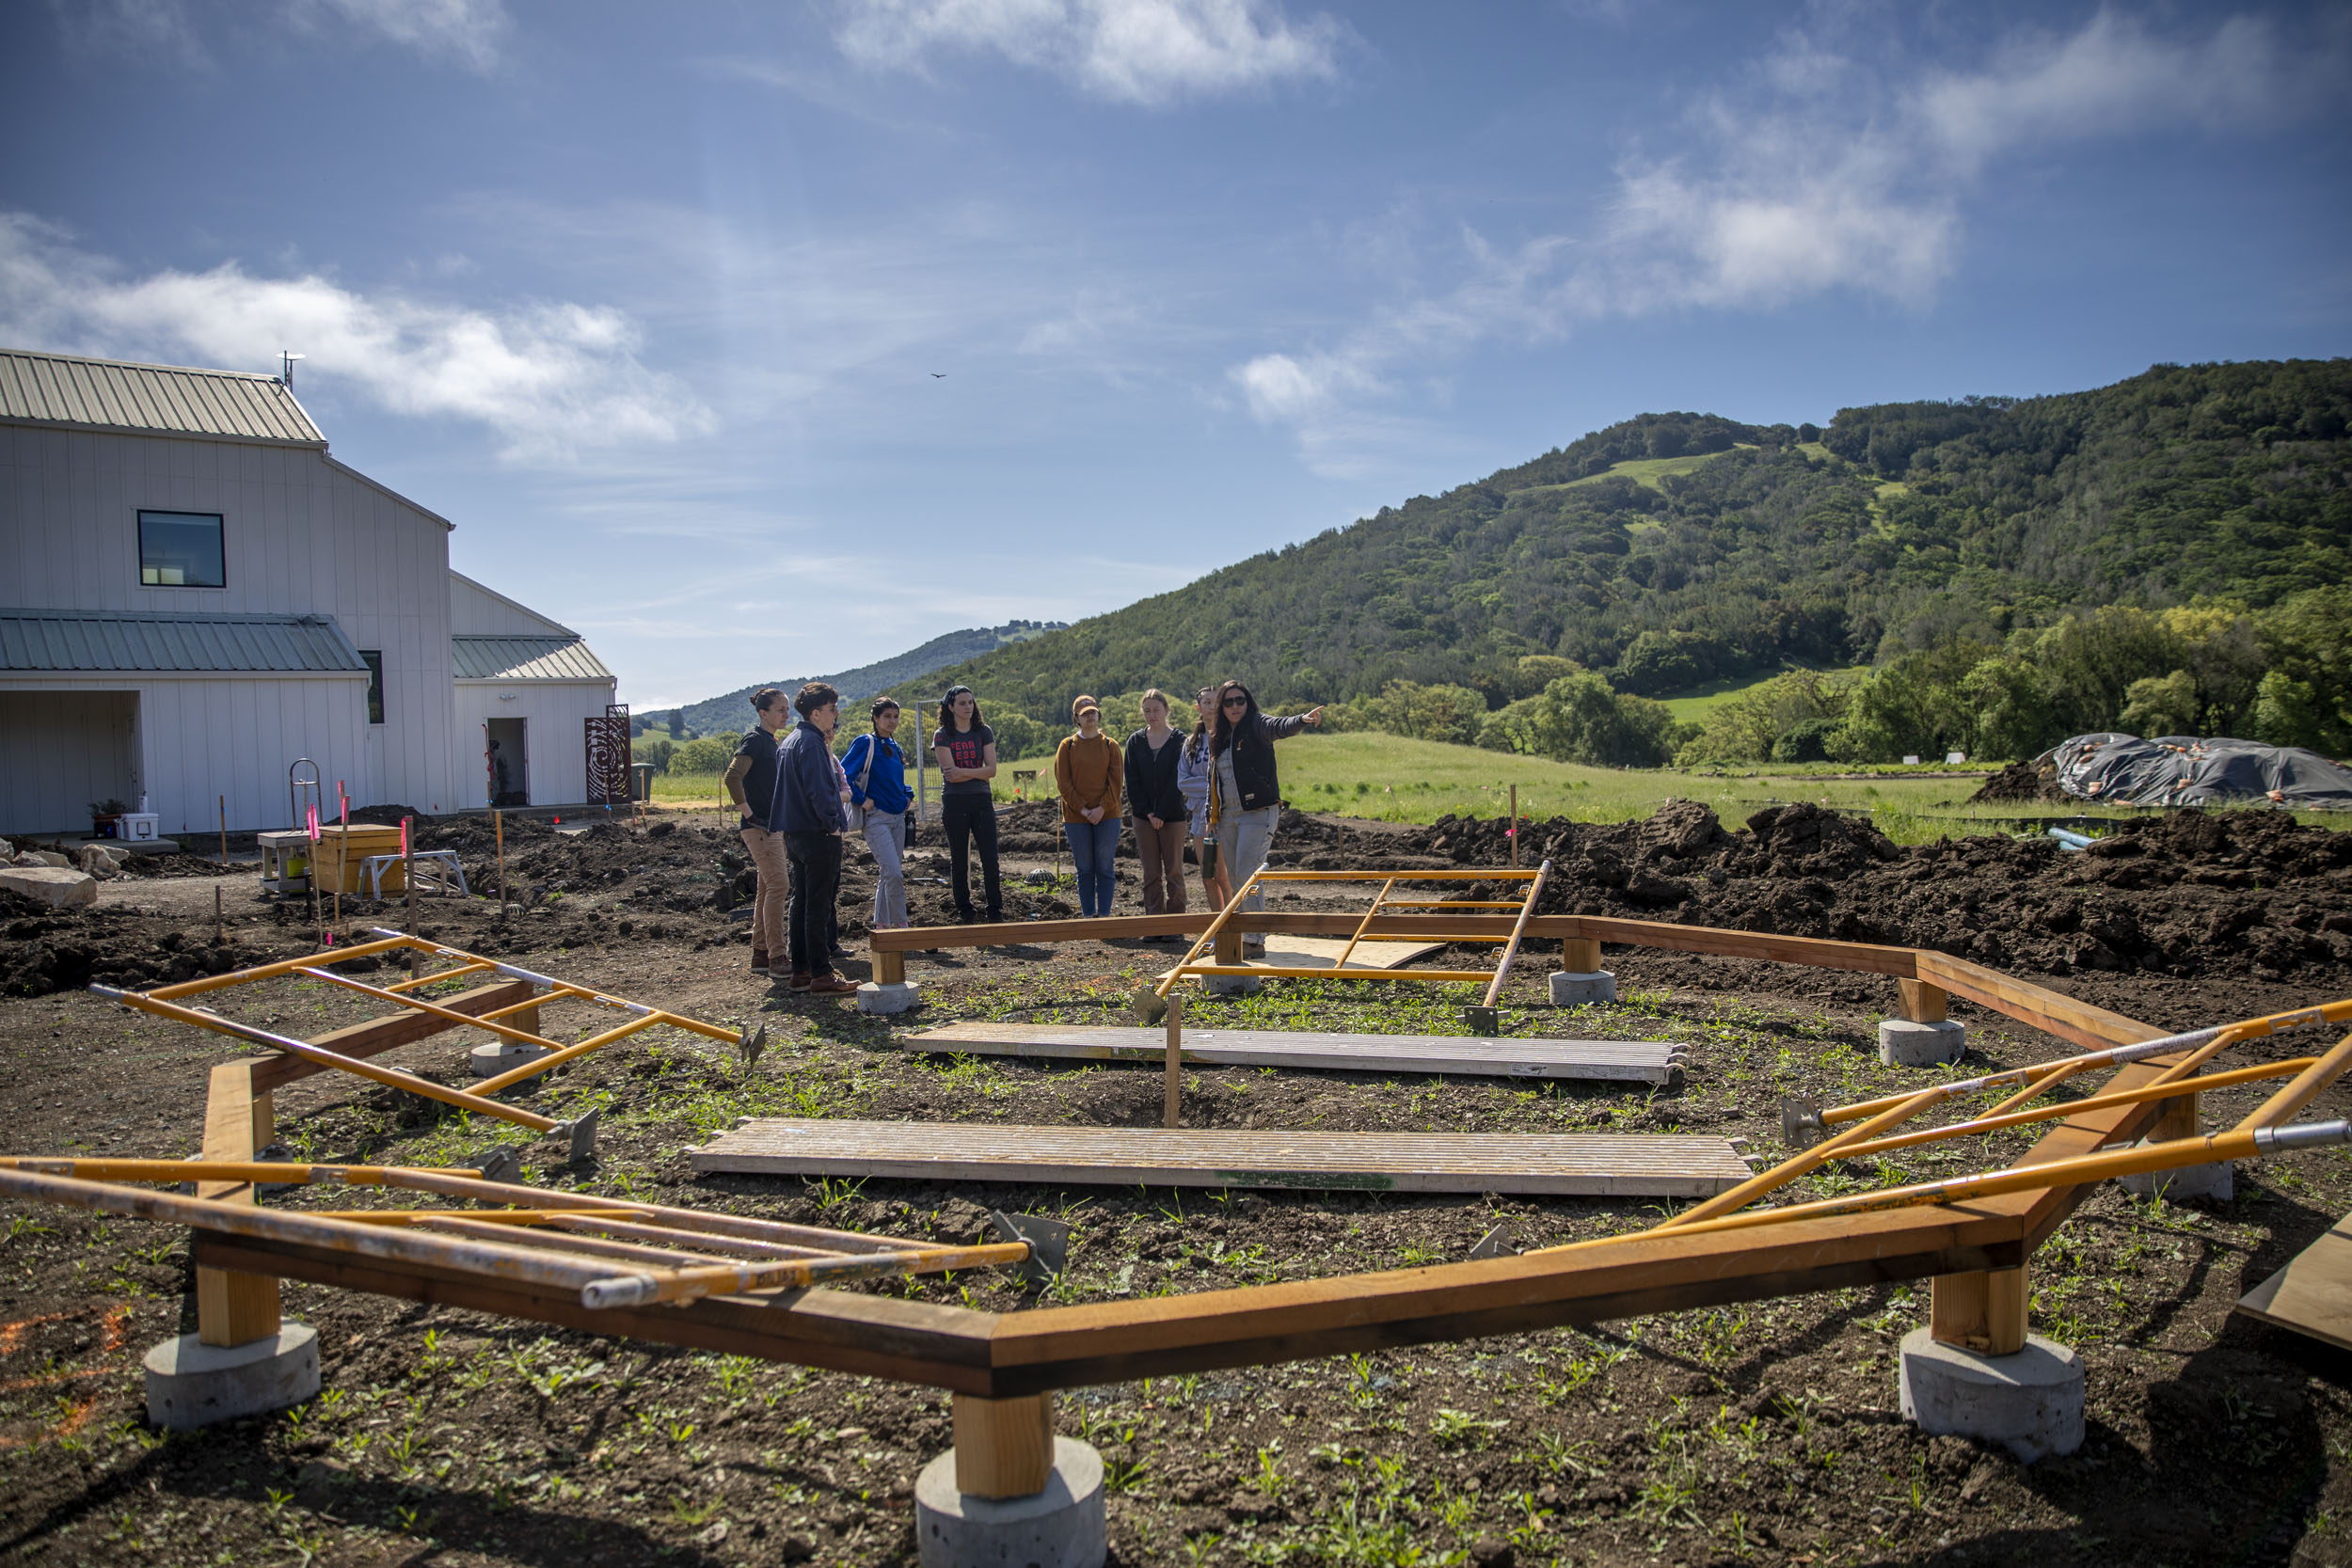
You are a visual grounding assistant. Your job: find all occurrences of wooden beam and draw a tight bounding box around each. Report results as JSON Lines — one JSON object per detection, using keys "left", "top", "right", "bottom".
{"left": 874, "top": 949, "right": 907, "bottom": 986}
{"left": 1554, "top": 916, "right": 1917, "bottom": 976}
{"left": 1562, "top": 937, "right": 1602, "bottom": 973}
{"left": 953, "top": 1393, "right": 1055, "bottom": 1498}
{"left": 1931, "top": 1264, "right": 2028, "bottom": 1354}
{"left": 1897, "top": 979, "right": 1948, "bottom": 1024}
{"left": 196, "top": 1059, "right": 279, "bottom": 1348}
{"left": 1912, "top": 952, "right": 2163, "bottom": 1053}
{"left": 188, "top": 1232, "right": 1005, "bottom": 1393}
{"left": 250, "top": 980, "right": 539, "bottom": 1093}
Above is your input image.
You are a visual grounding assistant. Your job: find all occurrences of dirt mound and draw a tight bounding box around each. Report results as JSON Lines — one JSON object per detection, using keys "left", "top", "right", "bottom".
{"left": 1968, "top": 760, "right": 2067, "bottom": 804}
{"left": 0, "top": 894, "right": 272, "bottom": 998}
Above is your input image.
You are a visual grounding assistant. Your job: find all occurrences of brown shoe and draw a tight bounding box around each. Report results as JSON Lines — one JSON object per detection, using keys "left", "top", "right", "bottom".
{"left": 751, "top": 949, "right": 771, "bottom": 975}
{"left": 805, "top": 974, "right": 859, "bottom": 996}
{"left": 787, "top": 971, "right": 813, "bottom": 992}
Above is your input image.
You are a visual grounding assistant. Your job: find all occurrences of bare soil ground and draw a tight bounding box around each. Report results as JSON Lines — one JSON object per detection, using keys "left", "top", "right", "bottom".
{"left": 1, "top": 803, "right": 2347, "bottom": 1567}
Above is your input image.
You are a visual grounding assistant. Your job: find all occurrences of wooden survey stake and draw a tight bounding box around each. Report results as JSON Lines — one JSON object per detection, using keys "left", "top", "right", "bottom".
{"left": 1163, "top": 992, "right": 1183, "bottom": 1129}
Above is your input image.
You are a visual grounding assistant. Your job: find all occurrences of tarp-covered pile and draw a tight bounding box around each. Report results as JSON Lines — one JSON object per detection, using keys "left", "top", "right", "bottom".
{"left": 2047, "top": 734, "right": 2352, "bottom": 810}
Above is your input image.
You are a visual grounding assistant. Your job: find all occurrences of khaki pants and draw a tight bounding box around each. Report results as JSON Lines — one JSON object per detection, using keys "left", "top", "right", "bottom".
{"left": 739, "top": 823, "right": 789, "bottom": 958}
{"left": 1132, "top": 815, "right": 1187, "bottom": 914}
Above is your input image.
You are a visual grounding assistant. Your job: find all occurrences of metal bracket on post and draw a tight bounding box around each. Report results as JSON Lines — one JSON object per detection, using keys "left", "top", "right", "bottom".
{"left": 557, "top": 1108, "right": 601, "bottom": 1164}
{"left": 1468, "top": 1224, "right": 1516, "bottom": 1260}
{"left": 460, "top": 1147, "right": 522, "bottom": 1184}
{"left": 989, "top": 1211, "right": 1072, "bottom": 1292}
{"left": 1465, "top": 1006, "right": 1500, "bottom": 1036}
{"left": 1781, "top": 1097, "right": 1826, "bottom": 1148}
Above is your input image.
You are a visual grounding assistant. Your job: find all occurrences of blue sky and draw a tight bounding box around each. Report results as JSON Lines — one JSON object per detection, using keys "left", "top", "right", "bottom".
{"left": 5, "top": 1, "right": 2348, "bottom": 709}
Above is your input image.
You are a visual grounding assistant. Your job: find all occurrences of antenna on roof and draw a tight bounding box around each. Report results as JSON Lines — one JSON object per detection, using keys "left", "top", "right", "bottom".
{"left": 279, "top": 350, "right": 306, "bottom": 388}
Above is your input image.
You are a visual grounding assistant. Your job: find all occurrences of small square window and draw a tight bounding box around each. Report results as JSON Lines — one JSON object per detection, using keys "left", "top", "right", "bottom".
{"left": 138, "top": 511, "right": 225, "bottom": 587}
{"left": 359, "top": 651, "right": 385, "bottom": 725}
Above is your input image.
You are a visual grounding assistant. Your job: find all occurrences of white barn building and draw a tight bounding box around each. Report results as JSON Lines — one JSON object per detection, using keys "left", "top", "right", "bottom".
{"left": 0, "top": 348, "right": 620, "bottom": 838}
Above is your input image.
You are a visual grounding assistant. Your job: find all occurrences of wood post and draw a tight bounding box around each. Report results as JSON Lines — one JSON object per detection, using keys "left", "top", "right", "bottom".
{"left": 195, "top": 1059, "right": 281, "bottom": 1348}
{"left": 1563, "top": 936, "right": 1602, "bottom": 974}
{"left": 1897, "top": 978, "right": 1949, "bottom": 1023}
{"left": 952, "top": 1391, "right": 1056, "bottom": 1498}
{"left": 1930, "top": 1264, "right": 2027, "bottom": 1355}
{"left": 1215, "top": 927, "right": 1241, "bottom": 967}
{"left": 1163, "top": 992, "right": 1183, "bottom": 1129}
{"left": 875, "top": 948, "right": 907, "bottom": 986}
{"left": 2151, "top": 1086, "right": 2199, "bottom": 1142}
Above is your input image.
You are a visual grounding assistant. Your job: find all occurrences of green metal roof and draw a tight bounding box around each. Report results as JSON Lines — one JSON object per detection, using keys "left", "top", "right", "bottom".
{"left": 451, "top": 636, "right": 613, "bottom": 682}
{"left": 0, "top": 610, "right": 366, "bottom": 673}
{"left": 0, "top": 348, "right": 326, "bottom": 445}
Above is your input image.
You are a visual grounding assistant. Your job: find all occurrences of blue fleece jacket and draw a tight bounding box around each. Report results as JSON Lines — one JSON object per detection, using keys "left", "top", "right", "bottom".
{"left": 841, "top": 733, "right": 913, "bottom": 815}
{"left": 771, "top": 721, "right": 847, "bottom": 834}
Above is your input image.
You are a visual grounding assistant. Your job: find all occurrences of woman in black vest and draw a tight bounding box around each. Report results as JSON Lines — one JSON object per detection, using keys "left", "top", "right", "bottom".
{"left": 1208, "top": 680, "right": 1322, "bottom": 956}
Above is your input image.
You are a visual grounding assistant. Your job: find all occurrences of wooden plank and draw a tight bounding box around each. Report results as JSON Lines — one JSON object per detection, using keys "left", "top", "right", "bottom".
{"left": 1912, "top": 952, "right": 2165, "bottom": 1052}
{"left": 1555, "top": 916, "right": 1917, "bottom": 976}
{"left": 954, "top": 1393, "right": 1055, "bottom": 1497}
{"left": 977, "top": 1200, "right": 2024, "bottom": 1394}
{"left": 190, "top": 1233, "right": 1005, "bottom": 1392}
{"left": 898, "top": 1022, "right": 1688, "bottom": 1085}
{"left": 691, "top": 1119, "right": 1752, "bottom": 1196}
{"left": 196, "top": 1058, "right": 279, "bottom": 1348}
{"left": 2236, "top": 1212, "right": 2352, "bottom": 1353}
{"left": 250, "top": 979, "right": 540, "bottom": 1093}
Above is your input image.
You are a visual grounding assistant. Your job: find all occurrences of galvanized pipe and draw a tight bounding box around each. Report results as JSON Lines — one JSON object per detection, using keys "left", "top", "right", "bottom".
{"left": 293, "top": 967, "right": 565, "bottom": 1051}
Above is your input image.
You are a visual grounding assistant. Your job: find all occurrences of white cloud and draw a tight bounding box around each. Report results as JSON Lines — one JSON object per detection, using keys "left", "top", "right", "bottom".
{"left": 287, "top": 0, "right": 512, "bottom": 72}
{"left": 1232, "top": 6, "right": 2347, "bottom": 467}
{"left": 834, "top": 0, "right": 1343, "bottom": 105}
{"left": 0, "top": 213, "right": 711, "bottom": 462}
{"left": 51, "top": 0, "right": 512, "bottom": 71}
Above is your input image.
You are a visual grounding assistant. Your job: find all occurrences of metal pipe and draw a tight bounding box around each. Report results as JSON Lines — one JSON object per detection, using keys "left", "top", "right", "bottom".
{"left": 1329, "top": 878, "right": 1399, "bottom": 973}
{"left": 91, "top": 986, "right": 562, "bottom": 1133}
{"left": 1152, "top": 868, "right": 1266, "bottom": 1004}
{"left": 143, "top": 935, "right": 416, "bottom": 1000}
{"left": 293, "top": 967, "right": 565, "bottom": 1051}
{"left": 2236, "top": 1029, "right": 2352, "bottom": 1131}
{"left": 1479, "top": 859, "right": 1551, "bottom": 1010}
{"left": 1659, "top": 1085, "right": 1950, "bottom": 1229}
{"left": 580, "top": 1240, "right": 1035, "bottom": 1309}
{"left": 366, "top": 927, "right": 743, "bottom": 1044}
{"left": 469, "top": 1013, "right": 661, "bottom": 1097}
{"left": 1615, "top": 1120, "right": 2352, "bottom": 1245}
{"left": 0, "top": 1158, "right": 486, "bottom": 1184}
{"left": 1815, "top": 998, "right": 2352, "bottom": 1128}
{"left": 1826, "top": 1057, "right": 2317, "bottom": 1162}
{"left": 383, "top": 961, "right": 498, "bottom": 993}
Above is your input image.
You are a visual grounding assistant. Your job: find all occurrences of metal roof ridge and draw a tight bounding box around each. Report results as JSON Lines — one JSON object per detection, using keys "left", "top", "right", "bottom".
{"left": 0, "top": 346, "right": 287, "bottom": 382}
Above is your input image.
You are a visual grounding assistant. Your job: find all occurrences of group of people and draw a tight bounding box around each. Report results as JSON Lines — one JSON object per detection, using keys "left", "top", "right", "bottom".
{"left": 726, "top": 678, "right": 1320, "bottom": 992}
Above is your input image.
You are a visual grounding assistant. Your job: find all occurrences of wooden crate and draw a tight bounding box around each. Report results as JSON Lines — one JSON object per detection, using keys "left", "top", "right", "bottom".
{"left": 311, "top": 826, "right": 410, "bottom": 895}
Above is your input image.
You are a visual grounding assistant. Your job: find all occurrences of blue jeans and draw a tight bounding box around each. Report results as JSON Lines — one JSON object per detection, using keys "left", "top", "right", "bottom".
{"left": 1064, "top": 819, "right": 1120, "bottom": 918}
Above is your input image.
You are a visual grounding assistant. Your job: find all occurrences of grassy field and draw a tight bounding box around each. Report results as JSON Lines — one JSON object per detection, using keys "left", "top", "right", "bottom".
{"left": 649, "top": 732, "right": 2344, "bottom": 842}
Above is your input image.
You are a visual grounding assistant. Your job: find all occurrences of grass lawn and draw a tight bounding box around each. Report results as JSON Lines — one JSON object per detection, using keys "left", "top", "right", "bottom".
{"left": 649, "top": 731, "right": 2347, "bottom": 842}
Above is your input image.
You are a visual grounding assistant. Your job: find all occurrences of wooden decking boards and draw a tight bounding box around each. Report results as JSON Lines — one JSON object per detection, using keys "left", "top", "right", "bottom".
{"left": 690, "top": 1119, "right": 1754, "bottom": 1196}
{"left": 896, "top": 1022, "right": 1689, "bottom": 1085}
{"left": 2236, "top": 1211, "right": 2352, "bottom": 1353}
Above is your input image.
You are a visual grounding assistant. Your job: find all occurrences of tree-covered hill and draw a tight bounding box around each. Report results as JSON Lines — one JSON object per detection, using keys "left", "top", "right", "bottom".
{"left": 884, "top": 361, "right": 2352, "bottom": 746}
{"left": 643, "top": 620, "right": 1066, "bottom": 738}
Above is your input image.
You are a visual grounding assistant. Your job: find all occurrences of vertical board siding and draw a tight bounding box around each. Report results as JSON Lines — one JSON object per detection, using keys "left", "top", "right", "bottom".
{"left": 1, "top": 421, "right": 606, "bottom": 832}
{"left": 0, "top": 690, "right": 139, "bottom": 833}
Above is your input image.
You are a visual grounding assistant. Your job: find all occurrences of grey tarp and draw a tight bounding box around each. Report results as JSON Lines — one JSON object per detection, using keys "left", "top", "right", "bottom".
{"left": 2047, "top": 733, "right": 2352, "bottom": 810}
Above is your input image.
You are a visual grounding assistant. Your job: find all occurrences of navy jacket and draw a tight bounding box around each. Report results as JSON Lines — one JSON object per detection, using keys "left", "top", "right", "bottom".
{"left": 771, "top": 721, "right": 848, "bottom": 834}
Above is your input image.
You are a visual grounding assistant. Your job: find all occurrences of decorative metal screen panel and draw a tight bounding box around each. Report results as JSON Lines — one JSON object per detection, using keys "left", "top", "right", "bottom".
{"left": 585, "top": 705, "right": 631, "bottom": 804}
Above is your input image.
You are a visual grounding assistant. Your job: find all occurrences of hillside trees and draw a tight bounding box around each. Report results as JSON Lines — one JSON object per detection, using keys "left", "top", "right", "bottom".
{"left": 880, "top": 358, "right": 2350, "bottom": 766}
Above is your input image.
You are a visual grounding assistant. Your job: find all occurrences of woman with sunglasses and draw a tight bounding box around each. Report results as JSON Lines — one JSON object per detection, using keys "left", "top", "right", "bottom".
{"left": 1208, "top": 680, "right": 1322, "bottom": 955}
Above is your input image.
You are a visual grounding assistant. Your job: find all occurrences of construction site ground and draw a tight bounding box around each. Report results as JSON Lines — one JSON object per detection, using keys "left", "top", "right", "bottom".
{"left": 1, "top": 800, "right": 2347, "bottom": 1567}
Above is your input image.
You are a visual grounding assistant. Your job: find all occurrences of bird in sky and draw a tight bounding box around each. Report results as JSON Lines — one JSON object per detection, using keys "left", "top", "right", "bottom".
{"left": 931, "top": 372, "right": 946, "bottom": 378}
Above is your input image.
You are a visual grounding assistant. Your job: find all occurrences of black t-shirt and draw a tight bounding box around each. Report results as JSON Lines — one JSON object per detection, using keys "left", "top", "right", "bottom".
{"left": 931, "top": 722, "right": 995, "bottom": 797}
{"left": 735, "top": 727, "right": 779, "bottom": 825}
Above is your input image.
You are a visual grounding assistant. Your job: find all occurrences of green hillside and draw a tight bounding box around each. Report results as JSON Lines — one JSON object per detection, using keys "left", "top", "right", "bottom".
{"left": 882, "top": 362, "right": 2352, "bottom": 761}
{"left": 644, "top": 621, "right": 1065, "bottom": 738}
